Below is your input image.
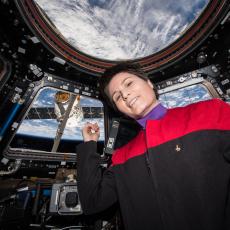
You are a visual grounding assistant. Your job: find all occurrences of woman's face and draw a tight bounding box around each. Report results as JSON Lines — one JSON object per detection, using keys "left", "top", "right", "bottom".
{"left": 106, "top": 72, "right": 158, "bottom": 119}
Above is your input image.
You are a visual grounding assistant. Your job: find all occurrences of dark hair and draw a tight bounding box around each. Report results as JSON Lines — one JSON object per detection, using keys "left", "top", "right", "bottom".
{"left": 99, "top": 62, "right": 159, "bottom": 111}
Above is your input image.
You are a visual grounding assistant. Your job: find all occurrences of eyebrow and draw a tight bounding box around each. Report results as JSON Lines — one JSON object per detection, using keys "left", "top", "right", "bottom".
{"left": 111, "top": 77, "right": 132, "bottom": 100}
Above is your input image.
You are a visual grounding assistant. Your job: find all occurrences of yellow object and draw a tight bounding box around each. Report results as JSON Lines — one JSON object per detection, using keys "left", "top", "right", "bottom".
{"left": 55, "top": 91, "right": 70, "bottom": 103}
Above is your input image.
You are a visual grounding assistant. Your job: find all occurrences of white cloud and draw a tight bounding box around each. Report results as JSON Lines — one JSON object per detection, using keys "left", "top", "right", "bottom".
{"left": 35, "top": 0, "right": 209, "bottom": 60}
{"left": 17, "top": 118, "right": 105, "bottom": 141}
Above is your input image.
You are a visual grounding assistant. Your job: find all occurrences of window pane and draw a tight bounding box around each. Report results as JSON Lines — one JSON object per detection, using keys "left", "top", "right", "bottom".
{"left": 159, "top": 84, "right": 212, "bottom": 108}
{"left": 10, "top": 87, "right": 104, "bottom": 153}
{"left": 34, "top": 0, "right": 209, "bottom": 60}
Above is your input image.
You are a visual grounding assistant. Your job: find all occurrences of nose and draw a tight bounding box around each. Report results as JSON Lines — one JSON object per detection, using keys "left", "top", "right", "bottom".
{"left": 121, "top": 90, "right": 130, "bottom": 101}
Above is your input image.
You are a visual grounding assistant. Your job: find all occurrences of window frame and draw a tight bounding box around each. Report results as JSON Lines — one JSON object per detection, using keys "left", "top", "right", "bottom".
{"left": 3, "top": 73, "right": 106, "bottom": 162}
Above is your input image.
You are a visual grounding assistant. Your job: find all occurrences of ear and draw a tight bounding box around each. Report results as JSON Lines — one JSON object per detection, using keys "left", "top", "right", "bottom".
{"left": 147, "top": 79, "right": 153, "bottom": 88}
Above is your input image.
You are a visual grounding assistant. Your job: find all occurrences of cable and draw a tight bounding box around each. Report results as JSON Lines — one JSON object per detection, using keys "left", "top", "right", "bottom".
{"left": 58, "top": 226, "right": 87, "bottom": 230}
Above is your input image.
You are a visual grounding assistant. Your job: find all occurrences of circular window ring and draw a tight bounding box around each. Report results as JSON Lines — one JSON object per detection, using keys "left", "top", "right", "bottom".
{"left": 16, "top": 0, "right": 230, "bottom": 75}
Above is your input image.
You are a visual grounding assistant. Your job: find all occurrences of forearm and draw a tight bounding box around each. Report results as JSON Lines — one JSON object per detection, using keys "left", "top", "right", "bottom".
{"left": 76, "top": 141, "right": 117, "bottom": 214}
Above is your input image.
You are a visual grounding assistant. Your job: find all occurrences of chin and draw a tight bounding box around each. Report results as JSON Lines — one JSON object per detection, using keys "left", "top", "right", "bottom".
{"left": 126, "top": 105, "right": 148, "bottom": 119}
{"left": 133, "top": 109, "right": 146, "bottom": 119}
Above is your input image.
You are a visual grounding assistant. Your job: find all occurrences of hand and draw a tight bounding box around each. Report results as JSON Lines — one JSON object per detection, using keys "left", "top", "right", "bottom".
{"left": 82, "top": 122, "right": 100, "bottom": 142}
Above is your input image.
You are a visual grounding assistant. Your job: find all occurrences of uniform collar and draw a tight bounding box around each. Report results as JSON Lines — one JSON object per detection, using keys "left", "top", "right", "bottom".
{"left": 137, "top": 103, "right": 167, "bottom": 128}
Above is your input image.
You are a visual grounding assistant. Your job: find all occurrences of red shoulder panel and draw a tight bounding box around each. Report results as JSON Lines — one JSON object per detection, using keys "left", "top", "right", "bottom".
{"left": 146, "top": 99, "right": 230, "bottom": 148}
{"left": 112, "top": 130, "right": 146, "bottom": 166}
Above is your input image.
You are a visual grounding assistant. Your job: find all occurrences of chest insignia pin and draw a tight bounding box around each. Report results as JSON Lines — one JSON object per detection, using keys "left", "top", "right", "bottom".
{"left": 175, "top": 144, "right": 181, "bottom": 152}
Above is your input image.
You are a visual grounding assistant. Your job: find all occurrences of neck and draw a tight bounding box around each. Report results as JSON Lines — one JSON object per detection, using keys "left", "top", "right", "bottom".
{"left": 143, "top": 101, "right": 160, "bottom": 117}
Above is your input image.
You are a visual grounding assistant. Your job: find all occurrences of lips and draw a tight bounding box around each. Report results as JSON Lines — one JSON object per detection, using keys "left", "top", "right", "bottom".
{"left": 128, "top": 96, "right": 138, "bottom": 108}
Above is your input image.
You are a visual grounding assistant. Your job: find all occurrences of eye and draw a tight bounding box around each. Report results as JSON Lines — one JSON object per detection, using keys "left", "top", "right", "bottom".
{"left": 113, "top": 93, "right": 121, "bottom": 102}
{"left": 126, "top": 81, "right": 133, "bottom": 87}
{"left": 115, "top": 95, "right": 121, "bottom": 101}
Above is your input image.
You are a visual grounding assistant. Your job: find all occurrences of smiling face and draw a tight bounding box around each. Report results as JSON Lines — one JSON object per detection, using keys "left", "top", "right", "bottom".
{"left": 106, "top": 72, "right": 158, "bottom": 119}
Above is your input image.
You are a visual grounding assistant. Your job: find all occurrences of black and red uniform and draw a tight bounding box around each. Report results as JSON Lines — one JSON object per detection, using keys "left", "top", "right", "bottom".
{"left": 76, "top": 99, "right": 230, "bottom": 230}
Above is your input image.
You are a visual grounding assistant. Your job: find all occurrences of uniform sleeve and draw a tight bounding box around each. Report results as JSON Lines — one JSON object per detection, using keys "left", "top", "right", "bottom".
{"left": 76, "top": 141, "right": 117, "bottom": 215}
{"left": 217, "top": 100, "right": 230, "bottom": 161}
